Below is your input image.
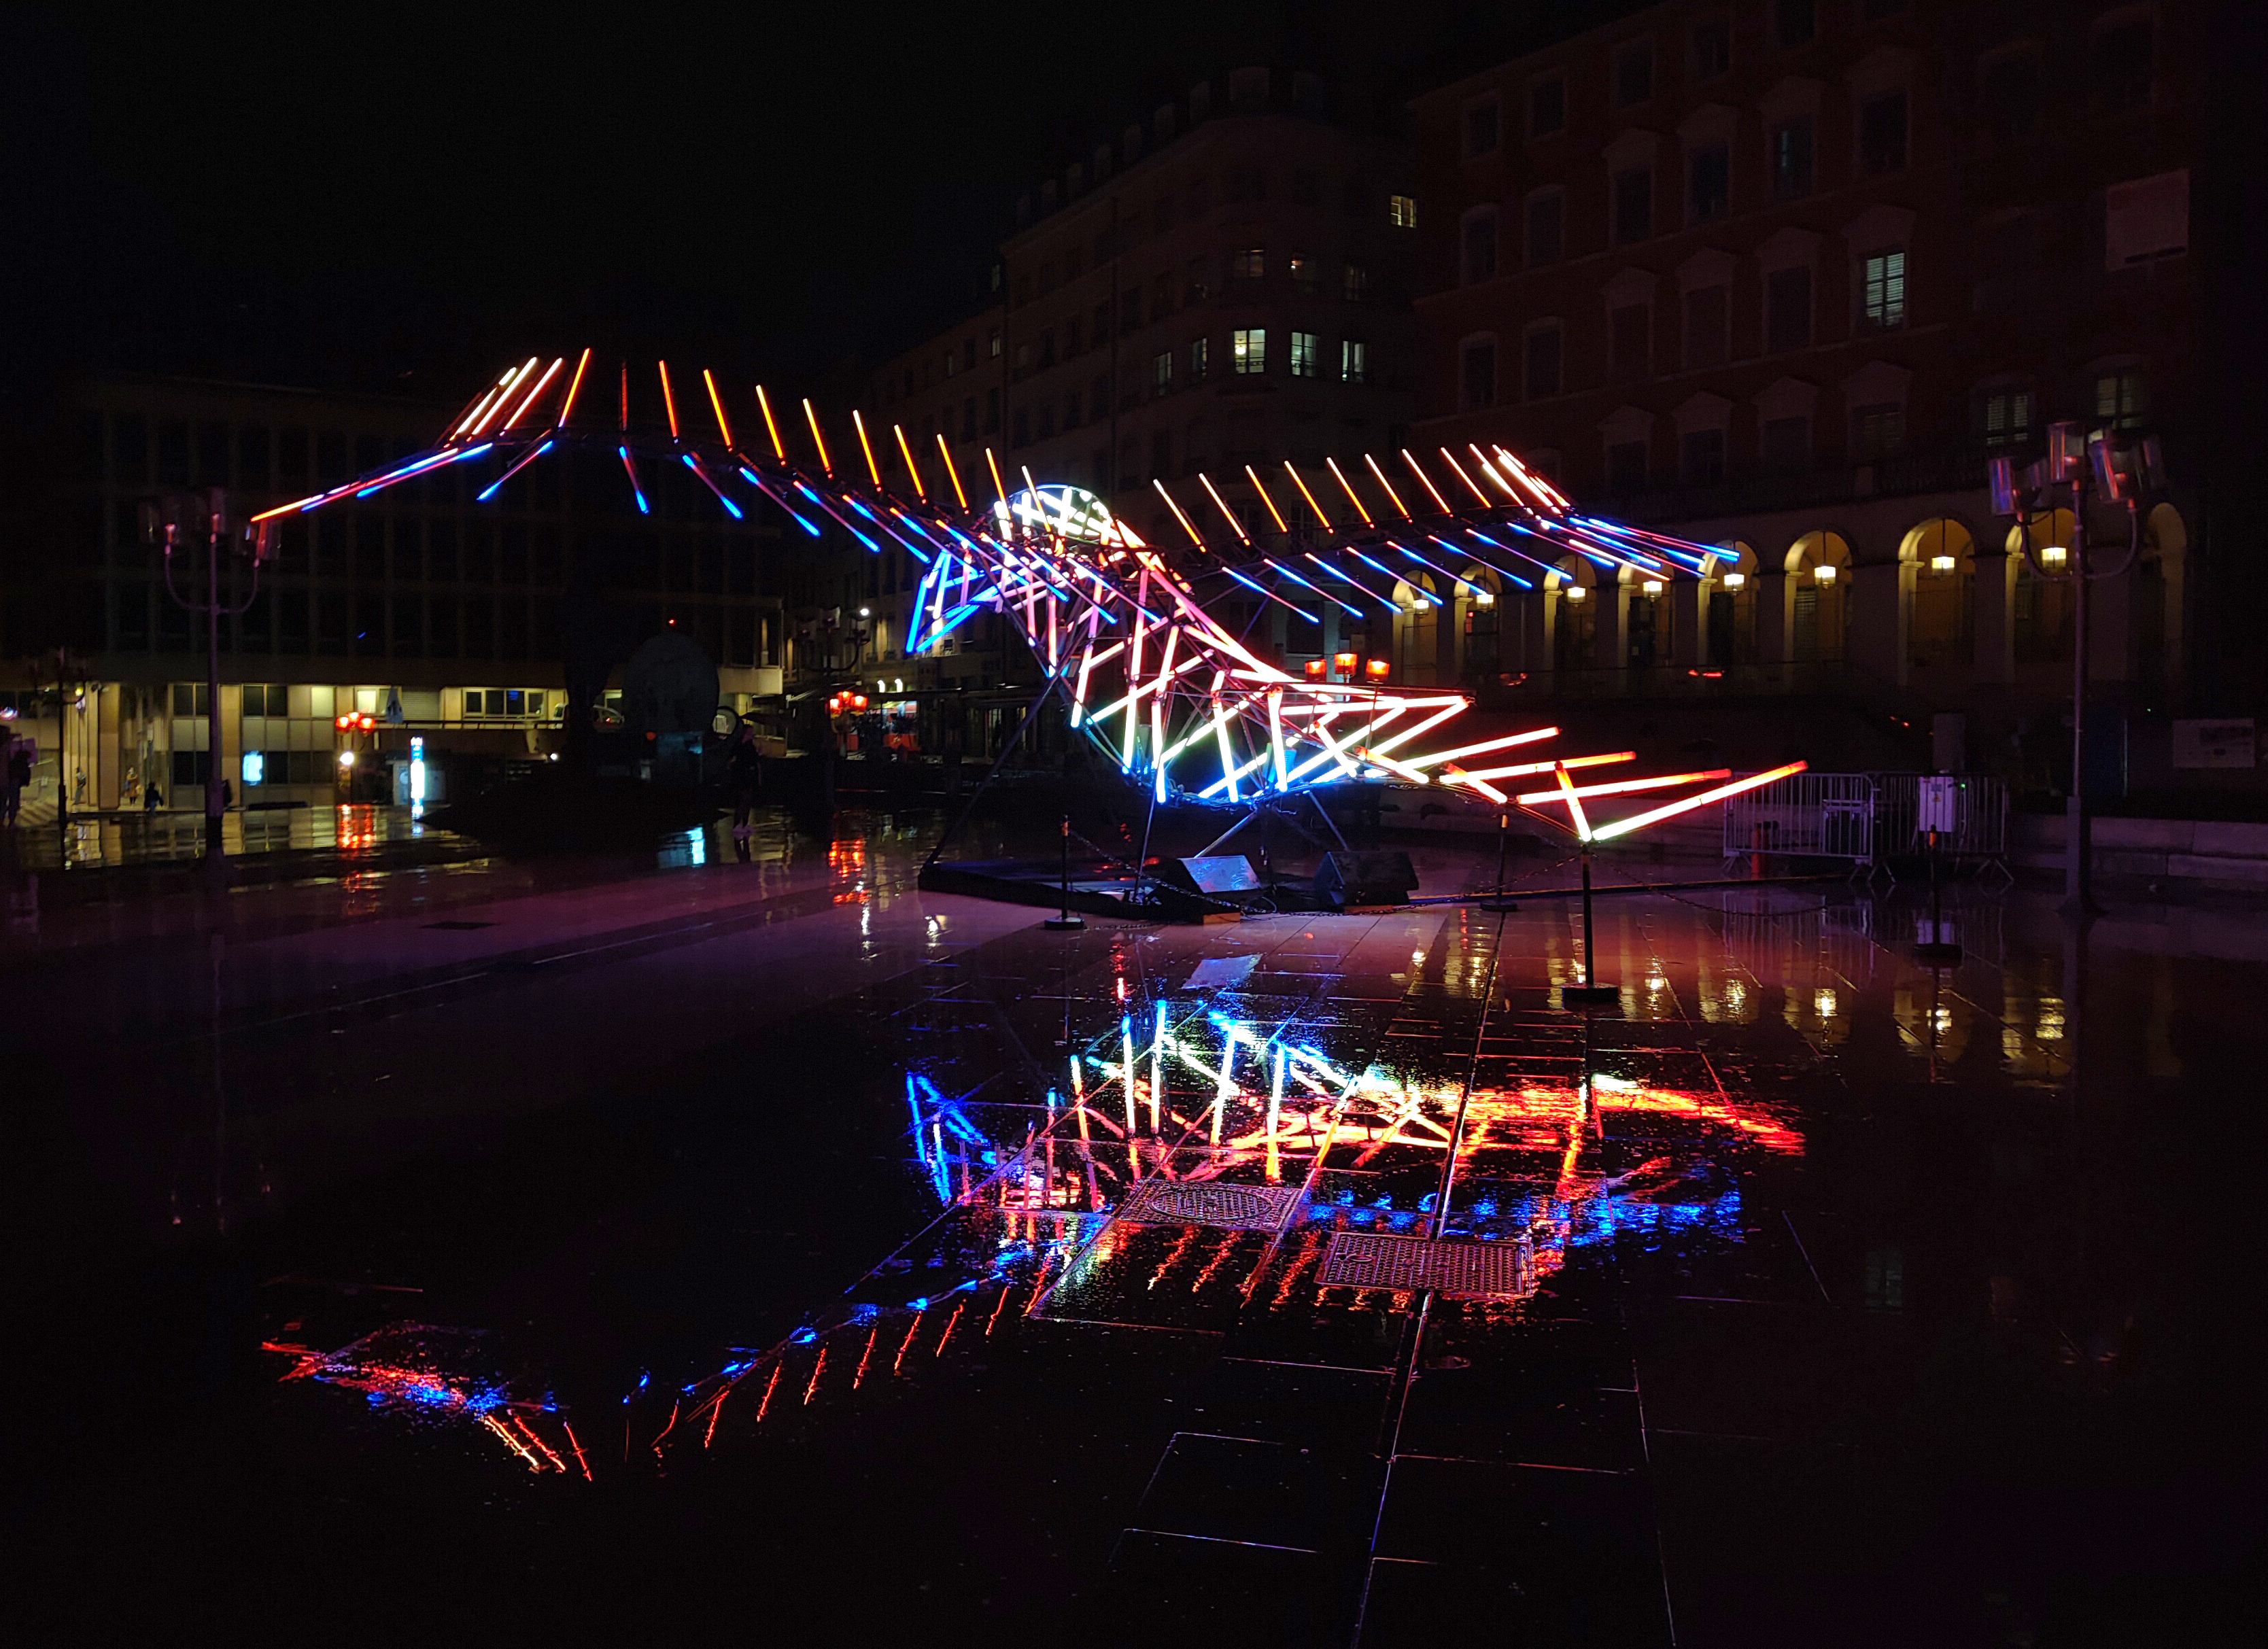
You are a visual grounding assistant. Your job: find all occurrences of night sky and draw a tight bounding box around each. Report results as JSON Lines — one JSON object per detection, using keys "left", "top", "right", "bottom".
{"left": 6, "top": 1, "right": 1621, "bottom": 401}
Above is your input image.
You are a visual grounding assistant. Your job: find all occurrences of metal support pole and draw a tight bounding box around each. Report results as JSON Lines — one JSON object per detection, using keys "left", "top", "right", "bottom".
{"left": 1483, "top": 809, "right": 1517, "bottom": 911}
{"left": 1916, "top": 826, "right": 1963, "bottom": 965}
{"left": 1562, "top": 841, "right": 1617, "bottom": 1004}
{"left": 1045, "top": 812, "right": 1084, "bottom": 931}
{"left": 2063, "top": 503, "right": 2099, "bottom": 918}
{"left": 205, "top": 522, "right": 224, "bottom": 862}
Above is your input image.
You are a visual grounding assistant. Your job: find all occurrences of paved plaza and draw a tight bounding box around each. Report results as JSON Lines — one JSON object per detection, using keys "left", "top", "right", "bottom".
{"left": 10, "top": 810, "right": 2256, "bottom": 1644}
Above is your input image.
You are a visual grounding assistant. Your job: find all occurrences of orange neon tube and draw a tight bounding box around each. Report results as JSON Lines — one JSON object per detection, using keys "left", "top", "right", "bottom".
{"left": 1457, "top": 750, "right": 1634, "bottom": 782}
{"left": 474, "top": 358, "right": 539, "bottom": 435}
{"left": 1244, "top": 466, "right": 1291, "bottom": 533}
{"left": 754, "top": 385, "right": 785, "bottom": 458}
{"left": 1282, "top": 462, "right": 1334, "bottom": 528}
{"left": 618, "top": 362, "right": 630, "bottom": 430}
{"left": 933, "top": 433, "right": 967, "bottom": 508}
{"left": 501, "top": 357, "right": 563, "bottom": 430}
{"left": 1587, "top": 761, "right": 1809, "bottom": 841}
{"left": 1401, "top": 449, "right": 1454, "bottom": 513}
{"left": 1553, "top": 763, "right": 1594, "bottom": 841}
{"left": 1437, "top": 446, "right": 1490, "bottom": 505}
{"left": 658, "top": 361, "right": 681, "bottom": 438}
{"left": 893, "top": 424, "right": 927, "bottom": 499}
{"left": 983, "top": 447, "right": 1008, "bottom": 505}
{"left": 1324, "top": 457, "right": 1374, "bottom": 525}
{"left": 1196, "top": 472, "right": 1248, "bottom": 542}
{"left": 1363, "top": 453, "right": 1411, "bottom": 518}
{"left": 851, "top": 411, "right": 882, "bottom": 485}
{"left": 556, "top": 347, "right": 592, "bottom": 429}
{"left": 703, "top": 368, "right": 734, "bottom": 447}
{"left": 802, "top": 399, "right": 832, "bottom": 474}
{"left": 1154, "top": 479, "right": 1207, "bottom": 549}
{"left": 1515, "top": 768, "right": 1731, "bottom": 806}
{"left": 1469, "top": 444, "right": 1519, "bottom": 499}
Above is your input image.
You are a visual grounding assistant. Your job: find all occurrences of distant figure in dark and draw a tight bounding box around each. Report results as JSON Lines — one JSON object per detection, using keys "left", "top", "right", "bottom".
{"left": 144, "top": 780, "right": 163, "bottom": 812}
{"left": 1, "top": 732, "right": 25, "bottom": 825}
{"left": 220, "top": 777, "right": 234, "bottom": 810}
{"left": 726, "top": 724, "right": 764, "bottom": 844}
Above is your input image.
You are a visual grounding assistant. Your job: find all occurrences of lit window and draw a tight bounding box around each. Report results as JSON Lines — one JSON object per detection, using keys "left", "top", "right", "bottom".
{"left": 1232, "top": 328, "right": 1267, "bottom": 374}
{"left": 1861, "top": 249, "right": 1907, "bottom": 328}
{"left": 1388, "top": 194, "right": 1418, "bottom": 228}
{"left": 1340, "top": 339, "right": 1368, "bottom": 383}
{"left": 1289, "top": 332, "right": 1320, "bottom": 378}
{"left": 2095, "top": 370, "right": 2146, "bottom": 429}
{"left": 1289, "top": 252, "right": 1318, "bottom": 294}
{"left": 1153, "top": 350, "right": 1173, "bottom": 396}
{"left": 1980, "top": 389, "right": 2032, "bottom": 447}
{"left": 1230, "top": 247, "right": 1265, "bottom": 283}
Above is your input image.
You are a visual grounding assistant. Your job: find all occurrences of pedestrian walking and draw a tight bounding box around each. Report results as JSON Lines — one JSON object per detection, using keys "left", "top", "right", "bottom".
{"left": 2, "top": 732, "right": 29, "bottom": 826}
{"left": 726, "top": 723, "right": 764, "bottom": 843}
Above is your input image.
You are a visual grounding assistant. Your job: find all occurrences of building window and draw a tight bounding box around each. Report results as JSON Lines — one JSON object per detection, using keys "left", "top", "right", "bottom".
{"left": 1524, "top": 326, "right": 1562, "bottom": 399}
{"left": 1151, "top": 430, "right": 1173, "bottom": 480}
{"left": 1610, "top": 303, "right": 1650, "bottom": 384}
{"left": 1528, "top": 75, "right": 1565, "bottom": 137}
{"left": 2093, "top": 19, "right": 2154, "bottom": 112}
{"left": 1979, "top": 387, "right": 2033, "bottom": 447}
{"left": 1185, "top": 256, "right": 1211, "bottom": 302}
{"left": 1773, "top": 0, "right": 1815, "bottom": 48}
{"left": 1013, "top": 407, "right": 1030, "bottom": 447}
{"left": 1526, "top": 192, "right": 1564, "bottom": 265}
{"left": 1153, "top": 350, "right": 1174, "bottom": 396}
{"left": 1761, "top": 415, "right": 1811, "bottom": 470}
{"left": 1860, "top": 249, "right": 1907, "bottom": 329}
{"left": 1341, "top": 339, "right": 1368, "bottom": 383}
{"left": 1614, "top": 41, "right": 1654, "bottom": 107}
{"left": 1689, "top": 142, "right": 1730, "bottom": 220}
{"left": 1232, "top": 328, "right": 1267, "bottom": 374}
{"left": 1064, "top": 391, "right": 1082, "bottom": 431}
{"left": 1283, "top": 253, "right": 1315, "bottom": 296}
{"left": 1853, "top": 402, "right": 1905, "bottom": 459}
{"left": 1230, "top": 247, "right": 1265, "bottom": 285}
{"left": 1682, "top": 428, "right": 1726, "bottom": 485}
{"left": 1684, "top": 284, "right": 1729, "bottom": 367}
{"left": 1607, "top": 440, "right": 1649, "bottom": 494}
{"left": 989, "top": 328, "right": 1002, "bottom": 359}
{"left": 1464, "top": 99, "right": 1500, "bottom": 158}
{"left": 1613, "top": 167, "right": 1653, "bottom": 244}
{"left": 1152, "top": 271, "right": 1176, "bottom": 316}
{"left": 1289, "top": 331, "right": 1320, "bottom": 378}
{"left": 1188, "top": 337, "right": 1209, "bottom": 381}
{"left": 1766, "top": 265, "right": 1813, "bottom": 352}
{"left": 1461, "top": 209, "right": 1498, "bottom": 283}
{"left": 1388, "top": 194, "right": 1418, "bottom": 228}
{"left": 1343, "top": 262, "right": 1369, "bottom": 301}
{"left": 1982, "top": 50, "right": 2042, "bottom": 141}
{"left": 2095, "top": 369, "right": 2146, "bottom": 429}
{"left": 1461, "top": 341, "right": 1497, "bottom": 409}
{"left": 1859, "top": 92, "right": 1908, "bottom": 174}
{"left": 1770, "top": 118, "right": 1815, "bottom": 198}
{"left": 1691, "top": 18, "right": 1730, "bottom": 80}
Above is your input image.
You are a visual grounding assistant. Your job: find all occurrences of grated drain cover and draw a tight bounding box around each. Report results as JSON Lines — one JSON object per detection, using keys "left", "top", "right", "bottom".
{"left": 1318, "top": 1232, "right": 1533, "bottom": 1298}
{"left": 1118, "top": 1180, "right": 1303, "bottom": 1231}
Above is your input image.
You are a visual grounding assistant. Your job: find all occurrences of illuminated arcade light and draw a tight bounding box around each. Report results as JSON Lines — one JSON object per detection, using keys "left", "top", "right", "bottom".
{"left": 1564, "top": 585, "right": 1587, "bottom": 602}
{"left": 1815, "top": 988, "right": 1838, "bottom": 1018}
{"left": 337, "top": 750, "right": 356, "bottom": 769}
{"left": 2040, "top": 543, "right": 2067, "bottom": 568}
{"left": 1813, "top": 563, "right": 1837, "bottom": 584}
{"left": 1642, "top": 578, "right": 1664, "bottom": 595}
{"left": 1334, "top": 651, "right": 1358, "bottom": 674}
{"left": 1722, "top": 572, "right": 1745, "bottom": 589}
{"left": 1930, "top": 553, "right": 1957, "bottom": 573}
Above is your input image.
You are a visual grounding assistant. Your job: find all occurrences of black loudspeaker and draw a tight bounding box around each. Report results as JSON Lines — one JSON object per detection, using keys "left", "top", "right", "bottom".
{"left": 1314, "top": 850, "right": 1418, "bottom": 907}
{"left": 1155, "top": 854, "right": 1262, "bottom": 901}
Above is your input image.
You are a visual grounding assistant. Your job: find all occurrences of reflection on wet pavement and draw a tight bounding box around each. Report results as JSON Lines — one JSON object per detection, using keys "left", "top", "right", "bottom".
{"left": 13, "top": 810, "right": 2258, "bottom": 1643}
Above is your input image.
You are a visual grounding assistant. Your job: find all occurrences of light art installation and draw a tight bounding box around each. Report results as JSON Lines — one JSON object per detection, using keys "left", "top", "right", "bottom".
{"left": 263, "top": 353, "right": 1767, "bottom": 819}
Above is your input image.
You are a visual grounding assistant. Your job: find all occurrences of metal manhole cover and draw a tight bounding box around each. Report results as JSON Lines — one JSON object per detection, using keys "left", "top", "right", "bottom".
{"left": 1318, "top": 1233, "right": 1532, "bottom": 1298}
{"left": 1118, "top": 1181, "right": 1301, "bottom": 1231}
{"left": 424, "top": 920, "right": 496, "bottom": 931}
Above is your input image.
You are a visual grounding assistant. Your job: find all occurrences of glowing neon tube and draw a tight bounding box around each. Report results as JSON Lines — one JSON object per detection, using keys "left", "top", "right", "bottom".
{"left": 1154, "top": 480, "right": 1208, "bottom": 550}
{"left": 1399, "top": 449, "right": 1454, "bottom": 513}
{"left": 1513, "top": 769, "right": 1731, "bottom": 805}
{"left": 1282, "top": 461, "right": 1335, "bottom": 529}
{"left": 619, "top": 446, "right": 649, "bottom": 514}
{"left": 1221, "top": 563, "right": 1318, "bottom": 624}
{"left": 477, "top": 439, "right": 555, "bottom": 502}
{"left": 933, "top": 434, "right": 967, "bottom": 508}
{"left": 893, "top": 425, "right": 927, "bottom": 500}
{"left": 659, "top": 361, "right": 681, "bottom": 438}
{"left": 683, "top": 454, "right": 744, "bottom": 519}
{"left": 755, "top": 385, "right": 785, "bottom": 458}
{"left": 1585, "top": 761, "right": 1809, "bottom": 841}
{"left": 557, "top": 347, "right": 593, "bottom": 428}
{"left": 501, "top": 358, "right": 564, "bottom": 430}
{"left": 1244, "top": 466, "right": 1292, "bottom": 533}
{"left": 703, "top": 368, "right": 735, "bottom": 447}
{"left": 1456, "top": 750, "right": 1633, "bottom": 783}
{"left": 1325, "top": 456, "right": 1375, "bottom": 525}
{"left": 1197, "top": 474, "right": 1248, "bottom": 542}
{"left": 1435, "top": 447, "right": 1491, "bottom": 506}
{"left": 851, "top": 411, "right": 882, "bottom": 486}
{"left": 1261, "top": 557, "right": 1362, "bottom": 619}
{"left": 802, "top": 398, "right": 832, "bottom": 474}
{"left": 1362, "top": 453, "right": 1411, "bottom": 518}
{"left": 1553, "top": 763, "right": 1594, "bottom": 841}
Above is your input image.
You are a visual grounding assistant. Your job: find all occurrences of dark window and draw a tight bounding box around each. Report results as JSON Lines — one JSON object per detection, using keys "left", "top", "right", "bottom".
{"left": 465, "top": 522, "right": 493, "bottom": 583}
{"left": 356, "top": 515, "right": 386, "bottom": 579}
{"left": 1767, "top": 266, "right": 1813, "bottom": 351}
{"left": 1774, "top": 0, "right": 1815, "bottom": 48}
{"left": 1613, "top": 167, "right": 1652, "bottom": 244}
{"left": 1528, "top": 76, "right": 1565, "bottom": 136}
{"left": 465, "top": 595, "right": 494, "bottom": 659}
{"left": 1689, "top": 142, "right": 1730, "bottom": 220}
{"left": 156, "top": 419, "right": 190, "bottom": 484}
{"left": 277, "top": 428, "right": 309, "bottom": 482}
{"left": 393, "top": 517, "right": 424, "bottom": 580}
{"left": 1013, "top": 407, "right": 1030, "bottom": 447}
{"left": 984, "top": 388, "right": 1000, "bottom": 434}
{"left": 1978, "top": 387, "right": 2033, "bottom": 447}
{"left": 499, "top": 597, "right": 528, "bottom": 659}
{"left": 1607, "top": 440, "right": 1649, "bottom": 494}
{"left": 2093, "top": 21, "right": 2153, "bottom": 112}
{"left": 1526, "top": 193, "right": 1564, "bottom": 265}
{"left": 1150, "top": 429, "right": 1173, "bottom": 480}
{"left": 428, "top": 519, "right": 458, "bottom": 582}
{"left": 1684, "top": 285, "right": 1729, "bottom": 367}
{"left": 1770, "top": 119, "right": 1815, "bottom": 198}
{"left": 115, "top": 582, "right": 149, "bottom": 646}
{"left": 1462, "top": 211, "right": 1498, "bottom": 282}
{"left": 1614, "top": 41, "right": 1653, "bottom": 107}
{"left": 1681, "top": 429, "right": 1726, "bottom": 485}
{"left": 1342, "top": 262, "right": 1368, "bottom": 301}
{"left": 1461, "top": 341, "right": 1497, "bottom": 409}
{"left": 198, "top": 423, "right": 230, "bottom": 486}
{"left": 317, "top": 432, "right": 347, "bottom": 480}
{"left": 1760, "top": 416, "right": 1809, "bottom": 470}
{"left": 1524, "top": 328, "right": 1562, "bottom": 399}
{"left": 317, "top": 592, "right": 348, "bottom": 656}
{"left": 315, "top": 515, "right": 345, "bottom": 578}
{"left": 1093, "top": 299, "right": 1112, "bottom": 340}
{"left": 1982, "top": 51, "right": 2042, "bottom": 141}
{"left": 1610, "top": 304, "right": 1650, "bottom": 383}
{"left": 239, "top": 594, "right": 269, "bottom": 650}
{"left": 392, "top": 596, "right": 422, "bottom": 658}
{"left": 354, "top": 434, "right": 382, "bottom": 475}
{"left": 354, "top": 593, "right": 383, "bottom": 655}
{"left": 279, "top": 591, "right": 309, "bottom": 651}
{"left": 1464, "top": 100, "right": 1500, "bottom": 158}
{"left": 536, "top": 525, "right": 562, "bottom": 586}
{"left": 429, "top": 597, "right": 458, "bottom": 657}
{"left": 1691, "top": 18, "right": 1730, "bottom": 80}
{"left": 2095, "top": 369, "right": 2147, "bottom": 429}
{"left": 238, "top": 426, "right": 271, "bottom": 490}
{"left": 1853, "top": 402, "right": 1905, "bottom": 459}
{"left": 114, "top": 415, "right": 149, "bottom": 485}
{"left": 1859, "top": 92, "right": 1908, "bottom": 174}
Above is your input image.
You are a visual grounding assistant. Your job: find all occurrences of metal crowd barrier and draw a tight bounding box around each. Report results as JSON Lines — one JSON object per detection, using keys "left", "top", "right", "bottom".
{"left": 1721, "top": 771, "right": 2009, "bottom": 878}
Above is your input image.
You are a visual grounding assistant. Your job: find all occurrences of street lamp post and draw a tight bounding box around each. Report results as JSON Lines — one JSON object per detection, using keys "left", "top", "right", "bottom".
{"left": 147, "top": 489, "right": 270, "bottom": 865}
{"left": 1990, "top": 421, "right": 2162, "bottom": 920}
